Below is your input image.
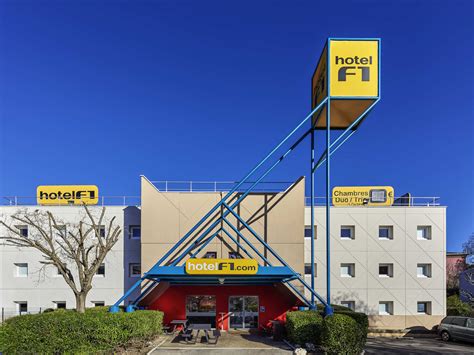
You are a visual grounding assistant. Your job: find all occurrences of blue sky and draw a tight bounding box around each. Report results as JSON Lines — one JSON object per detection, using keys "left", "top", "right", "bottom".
{"left": 0, "top": 0, "right": 472, "bottom": 251}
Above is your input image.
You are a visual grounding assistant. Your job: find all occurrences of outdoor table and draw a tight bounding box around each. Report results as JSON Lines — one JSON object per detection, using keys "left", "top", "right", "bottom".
{"left": 170, "top": 319, "right": 188, "bottom": 333}
{"left": 188, "top": 323, "right": 212, "bottom": 343}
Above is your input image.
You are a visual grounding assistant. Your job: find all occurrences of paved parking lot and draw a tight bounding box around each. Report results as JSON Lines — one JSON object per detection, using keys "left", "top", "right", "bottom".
{"left": 365, "top": 337, "right": 474, "bottom": 354}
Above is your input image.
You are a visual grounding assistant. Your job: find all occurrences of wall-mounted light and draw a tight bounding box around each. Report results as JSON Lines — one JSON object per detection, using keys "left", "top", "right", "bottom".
{"left": 218, "top": 278, "right": 225, "bottom": 285}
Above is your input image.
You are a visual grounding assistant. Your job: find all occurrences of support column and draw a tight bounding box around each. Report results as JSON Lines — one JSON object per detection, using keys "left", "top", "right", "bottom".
{"left": 310, "top": 126, "right": 316, "bottom": 309}
{"left": 325, "top": 99, "right": 334, "bottom": 316}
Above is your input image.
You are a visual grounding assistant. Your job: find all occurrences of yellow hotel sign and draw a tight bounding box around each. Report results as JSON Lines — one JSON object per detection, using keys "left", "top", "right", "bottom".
{"left": 332, "top": 186, "right": 394, "bottom": 206}
{"left": 185, "top": 258, "right": 258, "bottom": 275}
{"left": 37, "top": 185, "right": 99, "bottom": 205}
{"left": 312, "top": 38, "right": 380, "bottom": 129}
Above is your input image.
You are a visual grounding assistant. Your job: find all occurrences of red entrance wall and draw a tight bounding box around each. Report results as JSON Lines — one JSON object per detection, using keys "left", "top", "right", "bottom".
{"left": 149, "top": 284, "right": 300, "bottom": 330}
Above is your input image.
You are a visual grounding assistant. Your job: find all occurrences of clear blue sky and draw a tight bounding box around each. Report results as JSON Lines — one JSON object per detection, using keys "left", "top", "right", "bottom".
{"left": 0, "top": 0, "right": 472, "bottom": 251}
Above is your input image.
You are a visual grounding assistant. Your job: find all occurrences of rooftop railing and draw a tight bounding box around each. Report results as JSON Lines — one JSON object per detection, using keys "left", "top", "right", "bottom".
{"left": 1, "top": 181, "right": 441, "bottom": 207}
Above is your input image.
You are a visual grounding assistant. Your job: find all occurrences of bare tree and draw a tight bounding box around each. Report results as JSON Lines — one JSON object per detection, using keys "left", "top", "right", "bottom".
{"left": 0, "top": 205, "right": 121, "bottom": 313}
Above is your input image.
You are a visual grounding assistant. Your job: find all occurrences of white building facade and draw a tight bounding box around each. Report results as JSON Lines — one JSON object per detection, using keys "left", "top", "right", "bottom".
{"left": 0, "top": 205, "right": 141, "bottom": 320}
{"left": 304, "top": 205, "right": 446, "bottom": 329}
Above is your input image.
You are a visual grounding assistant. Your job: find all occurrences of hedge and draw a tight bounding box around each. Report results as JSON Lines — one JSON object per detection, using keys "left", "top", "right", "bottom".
{"left": 286, "top": 311, "right": 323, "bottom": 345}
{"left": 0, "top": 307, "right": 163, "bottom": 354}
{"left": 321, "top": 313, "right": 366, "bottom": 355}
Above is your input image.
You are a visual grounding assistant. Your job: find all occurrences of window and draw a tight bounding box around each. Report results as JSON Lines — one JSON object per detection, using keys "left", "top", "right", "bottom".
{"left": 228, "top": 251, "right": 242, "bottom": 259}
{"left": 379, "top": 263, "right": 394, "bottom": 278}
{"left": 417, "top": 301, "right": 431, "bottom": 315}
{"left": 186, "top": 295, "right": 216, "bottom": 313}
{"left": 340, "top": 226, "right": 355, "bottom": 240}
{"left": 340, "top": 301, "right": 355, "bottom": 311}
{"left": 466, "top": 319, "right": 474, "bottom": 329}
{"left": 15, "top": 263, "right": 28, "bottom": 277}
{"left": 129, "top": 226, "right": 141, "bottom": 239}
{"left": 16, "top": 301, "right": 28, "bottom": 314}
{"left": 379, "top": 301, "right": 393, "bottom": 315}
{"left": 92, "top": 301, "right": 105, "bottom": 307}
{"left": 129, "top": 263, "right": 141, "bottom": 277}
{"left": 203, "top": 251, "right": 217, "bottom": 259}
{"left": 54, "top": 301, "right": 66, "bottom": 309}
{"left": 94, "top": 226, "right": 106, "bottom": 238}
{"left": 340, "top": 263, "right": 355, "bottom": 277}
{"left": 417, "top": 226, "right": 432, "bottom": 240}
{"left": 304, "top": 263, "right": 317, "bottom": 277}
{"left": 95, "top": 263, "right": 105, "bottom": 276}
{"left": 304, "top": 226, "right": 317, "bottom": 239}
{"left": 451, "top": 317, "right": 467, "bottom": 327}
{"left": 379, "top": 226, "right": 393, "bottom": 240}
{"left": 417, "top": 264, "right": 432, "bottom": 278}
{"left": 16, "top": 225, "right": 28, "bottom": 237}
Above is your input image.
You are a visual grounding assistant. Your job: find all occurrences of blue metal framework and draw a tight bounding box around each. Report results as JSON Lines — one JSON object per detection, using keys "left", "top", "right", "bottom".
{"left": 110, "top": 38, "right": 381, "bottom": 317}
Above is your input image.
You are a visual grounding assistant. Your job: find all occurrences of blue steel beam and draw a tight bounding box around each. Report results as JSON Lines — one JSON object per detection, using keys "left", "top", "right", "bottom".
{"left": 312, "top": 99, "right": 379, "bottom": 173}
{"left": 220, "top": 227, "right": 258, "bottom": 263}
{"left": 152, "top": 97, "right": 328, "bottom": 270}
{"left": 222, "top": 202, "right": 329, "bottom": 306}
{"left": 310, "top": 127, "right": 315, "bottom": 309}
{"left": 170, "top": 125, "right": 315, "bottom": 266}
{"left": 325, "top": 98, "right": 334, "bottom": 316}
{"left": 189, "top": 230, "right": 221, "bottom": 258}
{"left": 131, "top": 279, "right": 158, "bottom": 305}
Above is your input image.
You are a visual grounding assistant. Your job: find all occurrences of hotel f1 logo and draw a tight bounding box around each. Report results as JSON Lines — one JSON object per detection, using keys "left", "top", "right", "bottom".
{"left": 185, "top": 258, "right": 258, "bottom": 275}
{"left": 37, "top": 185, "right": 99, "bottom": 205}
{"left": 329, "top": 40, "right": 379, "bottom": 97}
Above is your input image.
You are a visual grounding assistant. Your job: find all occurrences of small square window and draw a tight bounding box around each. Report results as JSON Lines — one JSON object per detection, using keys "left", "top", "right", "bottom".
{"left": 228, "top": 251, "right": 242, "bottom": 259}
{"left": 304, "top": 263, "right": 317, "bottom": 277}
{"left": 16, "top": 225, "right": 28, "bottom": 238}
{"left": 340, "top": 226, "right": 355, "bottom": 240}
{"left": 55, "top": 301, "right": 66, "bottom": 309}
{"left": 129, "top": 226, "right": 141, "bottom": 239}
{"left": 129, "top": 263, "right": 141, "bottom": 277}
{"left": 417, "top": 301, "right": 431, "bottom": 315}
{"left": 340, "top": 263, "right": 355, "bottom": 277}
{"left": 96, "top": 263, "right": 105, "bottom": 276}
{"left": 379, "top": 263, "right": 394, "bottom": 278}
{"left": 203, "top": 251, "right": 217, "bottom": 259}
{"left": 15, "top": 263, "right": 28, "bottom": 277}
{"left": 16, "top": 301, "right": 28, "bottom": 314}
{"left": 379, "top": 301, "right": 393, "bottom": 315}
{"left": 417, "top": 264, "right": 432, "bottom": 278}
{"left": 379, "top": 226, "right": 393, "bottom": 240}
{"left": 92, "top": 301, "right": 105, "bottom": 307}
{"left": 94, "top": 226, "right": 106, "bottom": 238}
{"left": 340, "top": 301, "right": 355, "bottom": 311}
{"left": 417, "top": 226, "right": 432, "bottom": 240}
{"left": 304, "top": 226, "right": 317, "bottom": 239}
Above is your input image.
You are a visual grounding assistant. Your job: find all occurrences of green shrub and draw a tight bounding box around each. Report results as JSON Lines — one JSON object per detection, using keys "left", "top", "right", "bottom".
{"left": 336, "top": 311, "right": 368, "bottom": 334}
{"left": 321, "top": 314, "right": 365, "bottom": 355}
{"left": 0, "top": 308, "right": 163, "bottom": 354}
{"left": 447, "top": 295, "right": 472, "bottom": 316}
{"left": 286, "top": 310, "right": 323, "bottom": 345}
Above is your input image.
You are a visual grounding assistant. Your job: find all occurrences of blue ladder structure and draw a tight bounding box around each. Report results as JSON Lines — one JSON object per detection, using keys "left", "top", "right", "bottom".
{"left": 110, "top": 38, "right": 381, "bottom": 317}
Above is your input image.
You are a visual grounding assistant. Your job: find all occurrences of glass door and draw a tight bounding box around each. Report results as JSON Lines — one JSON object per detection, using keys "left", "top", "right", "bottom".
{"left": 229, "top": 296, "right": 258, "bottom": 329}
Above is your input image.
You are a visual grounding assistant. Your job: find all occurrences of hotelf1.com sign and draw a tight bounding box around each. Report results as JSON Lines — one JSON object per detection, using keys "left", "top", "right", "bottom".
{"left": 311, "top": 38, "right": 380, "bottom": 129}
{"left": 332, "top": 186, "right": 394, "bottom": 206}
{"left": 37, "top": 185, "right": 99, "bottom": 205}
{"left": 185, "top": 258, "right": 258, "bottom": 275}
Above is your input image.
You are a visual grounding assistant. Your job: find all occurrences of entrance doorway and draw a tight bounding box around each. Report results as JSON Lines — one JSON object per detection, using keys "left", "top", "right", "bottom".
{"left": 228, "top": 296, "right": 259, "bottom": 329}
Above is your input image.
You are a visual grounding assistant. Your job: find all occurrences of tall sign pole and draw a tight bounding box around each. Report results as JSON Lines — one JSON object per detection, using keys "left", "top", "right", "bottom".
{"left": 310, "top": 126, "right": 316, "bottom": 309}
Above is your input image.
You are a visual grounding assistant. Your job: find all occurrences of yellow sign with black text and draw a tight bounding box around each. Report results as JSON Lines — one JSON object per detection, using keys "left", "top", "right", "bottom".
{"left": 37, "top": 185, "right": 99, "bottom": 205}
{"left": 329, "top": 40, "right": 379, "bottom": 97}
{"left": 332, "top": 186, "right": 394, "bottom": 206}
{"left": 185, "top": 258, "right": 258, "bottom": 275}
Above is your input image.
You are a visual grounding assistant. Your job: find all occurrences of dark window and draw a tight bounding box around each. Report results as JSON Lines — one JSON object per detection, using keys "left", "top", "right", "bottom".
{"left": 16, "top": 225, "right": 28, "bottom": 238}
{"left": 228, "top": 252, "right": 242, "bottom": 259}
{"left": 96, "top": 263, "right": 105, "bottom": 276}
{"left": 340, "top": 226, "right": 355, "bottom": 239}
{"left": 304, "top": 226, "right": 317, "bottom": 239}
{"left": 203, "top": 251, "right": 217, "bottom": 259}
{"left": 93, "top": 302, "right": 105, "bottom": 307}
{"left": 56, "top": 302, "right": 66, "bottom": 309}
{"left": 17, "top": 302, "right": 28, "bottom": 313}
{"left": 130, "top": 226, "right": 141, "bottom": 239}
{"left": 451, "top": 318, "right": 467, "bottom": 327}
{"left": 441, "top": 317, "right": 453, "bottom": 324}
